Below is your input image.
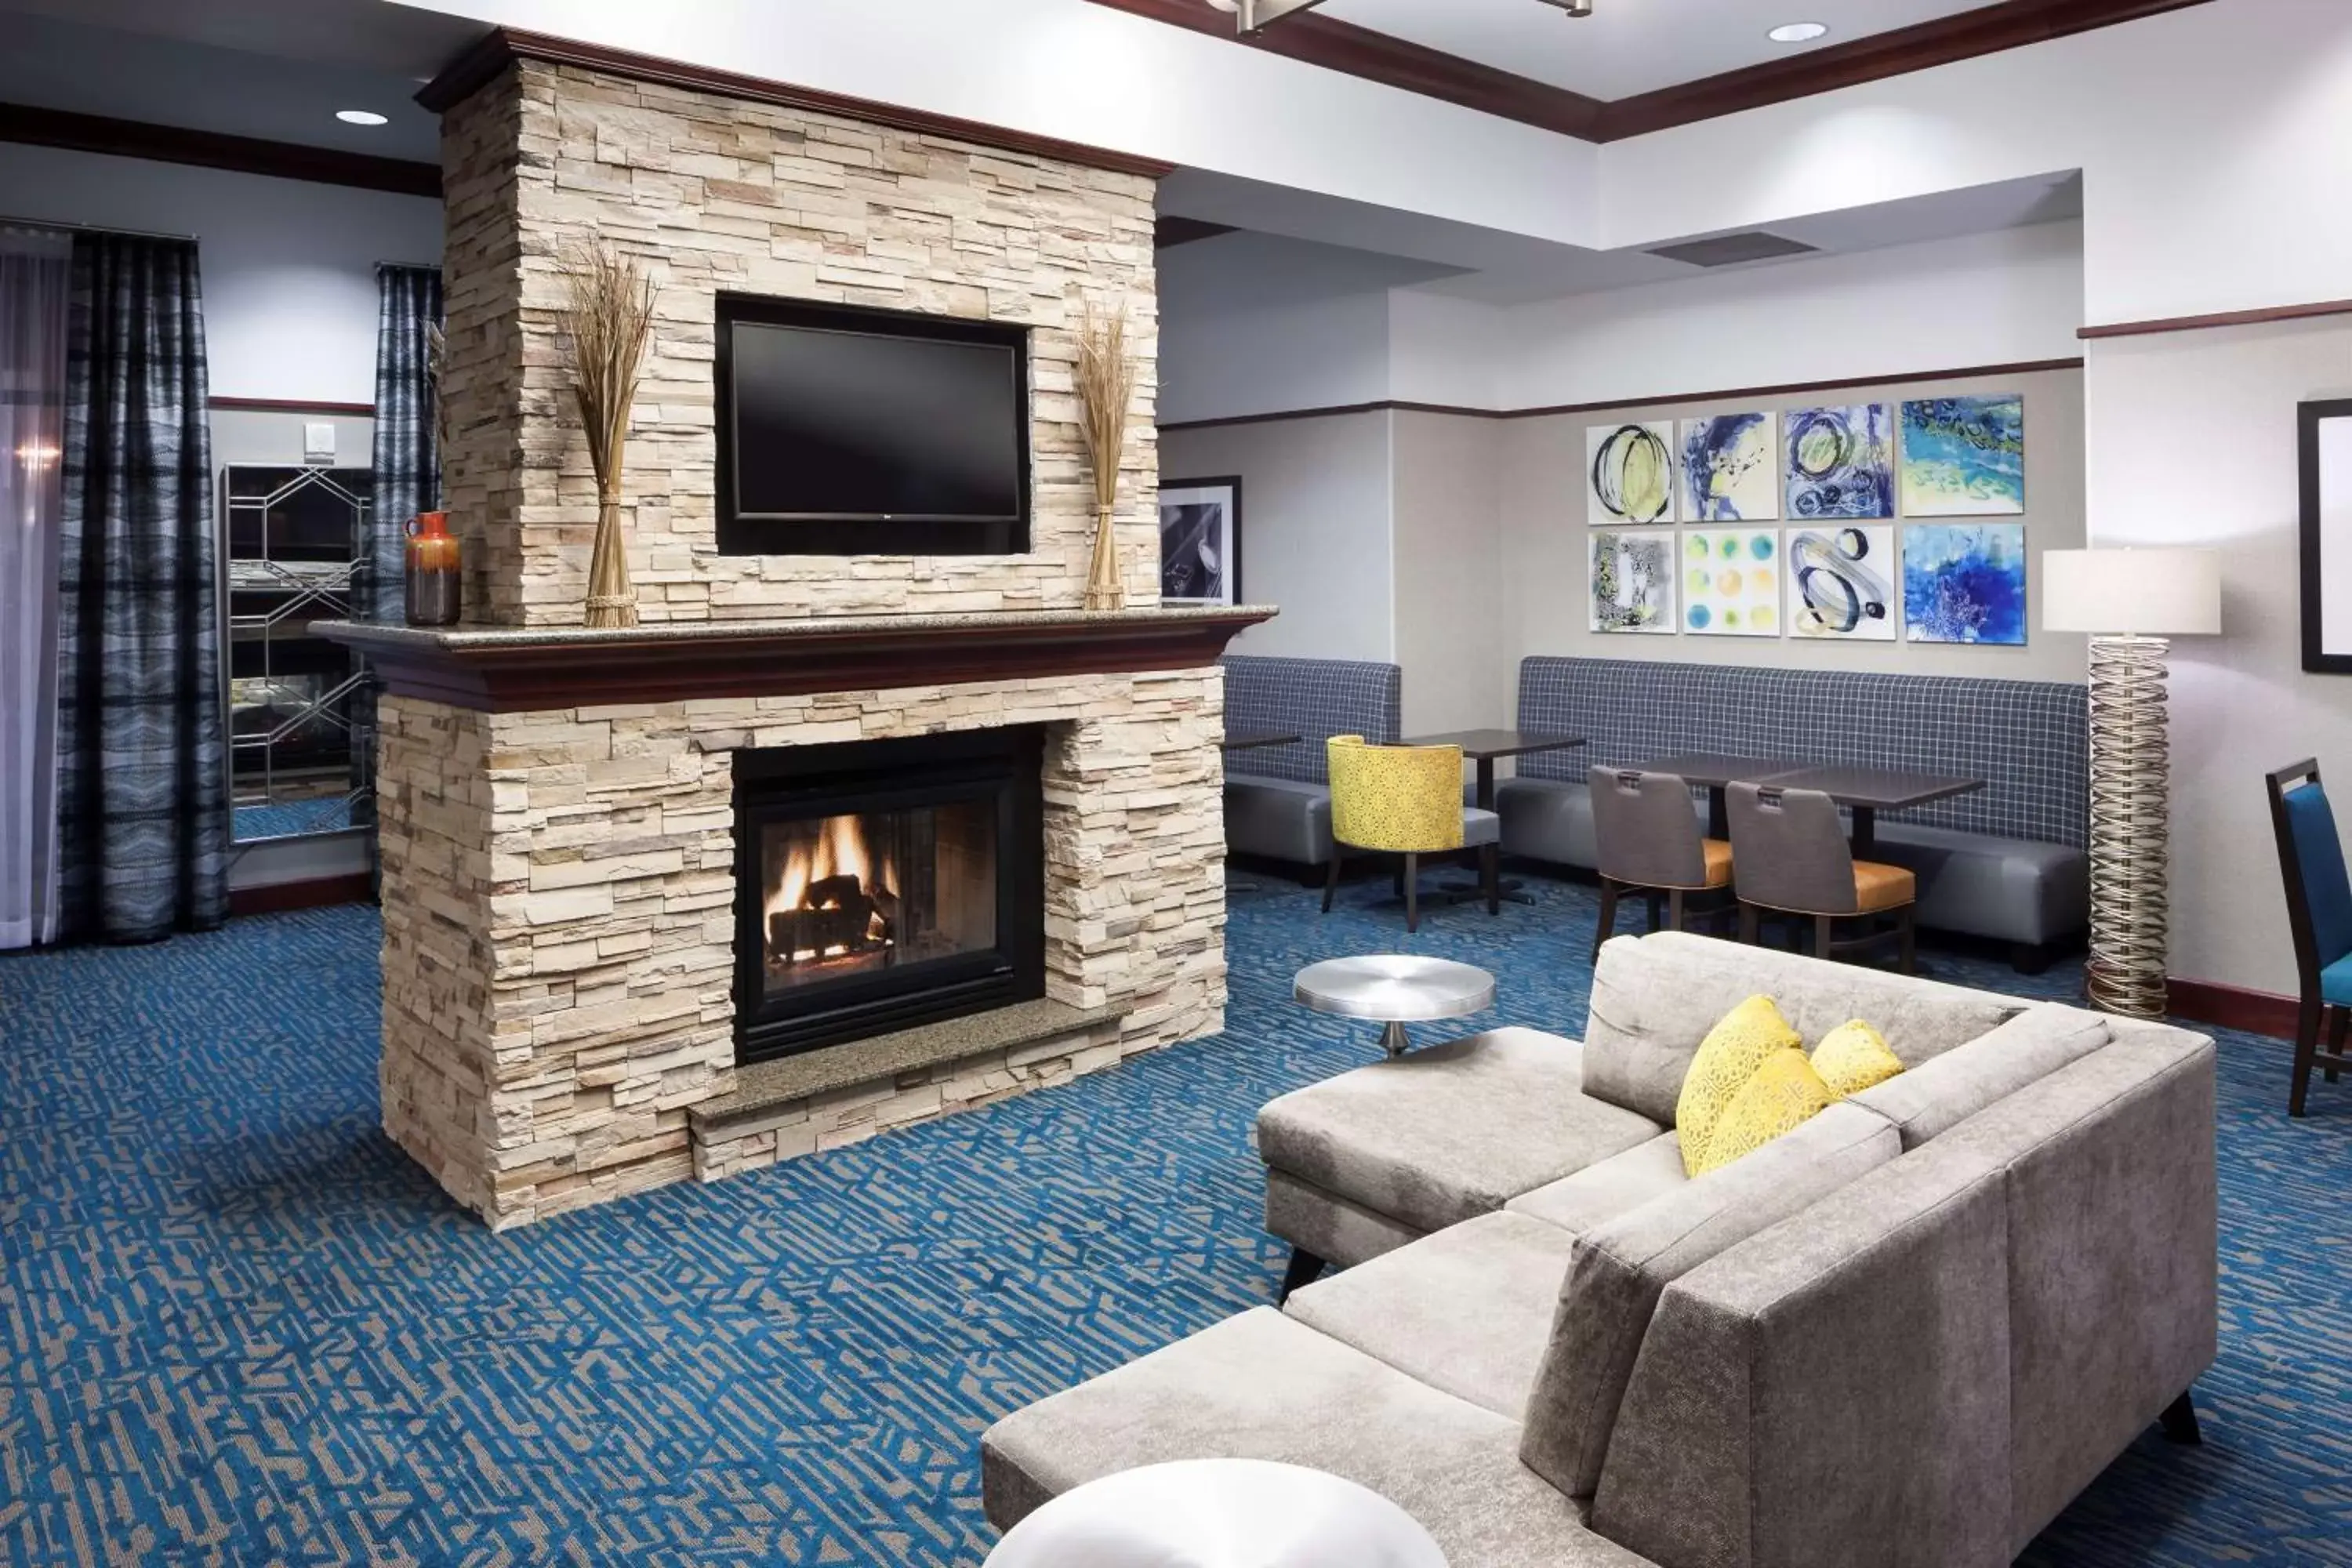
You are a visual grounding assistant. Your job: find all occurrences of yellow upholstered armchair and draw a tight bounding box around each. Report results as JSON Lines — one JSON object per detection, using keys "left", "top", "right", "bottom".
{"left": 1323, "top": 735, "right": 1501, "bottom": 933}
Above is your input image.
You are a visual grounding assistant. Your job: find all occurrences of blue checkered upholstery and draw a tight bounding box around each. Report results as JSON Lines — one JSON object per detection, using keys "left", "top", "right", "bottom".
{"left": 1221, "top": 656, "right": 1401, "bottom": 785}
{"left": 1514, "top": 657, "right": 2088, "bottom": 848}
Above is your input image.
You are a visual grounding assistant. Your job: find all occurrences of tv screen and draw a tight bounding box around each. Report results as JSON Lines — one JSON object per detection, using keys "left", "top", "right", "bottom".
{"left": 717, "top": 297, "right": 1029, "bottom": 556}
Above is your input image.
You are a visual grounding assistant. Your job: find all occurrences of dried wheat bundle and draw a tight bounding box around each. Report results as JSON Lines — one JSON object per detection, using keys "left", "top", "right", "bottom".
{"left": 1075, "top": 299, "right": 1134, "bottom": 611}
{"left": 557, "top": 243, "right": 656, "bottom": 627}
{"left": 423, "top": 320, "right": 452, "bottom": 508}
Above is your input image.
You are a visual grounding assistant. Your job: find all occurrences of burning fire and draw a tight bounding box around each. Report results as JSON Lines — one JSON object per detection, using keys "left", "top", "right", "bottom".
{"left": 765, "top": 815, "right": 897, "bottom": 964}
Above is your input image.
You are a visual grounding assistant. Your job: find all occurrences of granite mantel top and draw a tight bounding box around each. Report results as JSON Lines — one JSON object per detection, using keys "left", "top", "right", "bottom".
{"left": 314, "top": 605, "right": 1277, "bottom": 713}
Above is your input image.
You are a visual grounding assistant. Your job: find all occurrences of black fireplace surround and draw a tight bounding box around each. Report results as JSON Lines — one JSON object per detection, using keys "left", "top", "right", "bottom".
{"left": 733, "top": 728, "right": 1045, "bottom": 1065}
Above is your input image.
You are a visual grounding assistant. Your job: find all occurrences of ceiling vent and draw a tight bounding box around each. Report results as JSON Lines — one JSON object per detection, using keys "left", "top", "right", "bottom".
{"left": 1646, "top": 231, "right": 1821, "bottom": 268}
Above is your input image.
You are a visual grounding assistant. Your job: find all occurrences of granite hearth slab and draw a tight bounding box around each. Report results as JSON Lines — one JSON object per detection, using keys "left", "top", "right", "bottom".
{"left": 691, "top": 997, "right": 1127, "bottom": 1134}
{"left": 314, "top": 606, "right": 1275, "bottom": 712}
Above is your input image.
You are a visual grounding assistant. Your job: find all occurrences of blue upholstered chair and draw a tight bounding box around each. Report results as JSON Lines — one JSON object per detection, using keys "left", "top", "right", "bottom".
{"left": 2264, "top": 758, "right": 2352, "bottom": 1116}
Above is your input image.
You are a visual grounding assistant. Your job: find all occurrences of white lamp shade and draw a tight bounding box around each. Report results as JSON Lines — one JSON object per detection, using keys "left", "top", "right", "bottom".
{"left": 2041, "top": 548, "right": 2222, "bottom": 636}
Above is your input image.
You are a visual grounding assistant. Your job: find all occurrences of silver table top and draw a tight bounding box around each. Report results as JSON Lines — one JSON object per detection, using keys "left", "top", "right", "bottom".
{"left": 1293, "top": 955, "right": 1496, "bottom": 1023}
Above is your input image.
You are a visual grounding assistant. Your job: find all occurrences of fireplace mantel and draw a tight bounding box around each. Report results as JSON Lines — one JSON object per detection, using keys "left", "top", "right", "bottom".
{"left": 315, "top": 606, "right": 1275, "bottom": 713}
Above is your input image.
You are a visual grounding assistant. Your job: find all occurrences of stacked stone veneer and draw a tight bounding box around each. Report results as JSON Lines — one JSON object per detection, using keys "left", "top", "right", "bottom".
{"left": 437, "top": 57, "right": 1160, "bottom": 626}
{"left": 375, "top": 667, "right": 1226, "bottom": 1228}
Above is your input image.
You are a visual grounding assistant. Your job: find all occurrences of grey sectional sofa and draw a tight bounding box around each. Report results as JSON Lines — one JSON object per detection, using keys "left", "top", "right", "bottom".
{"left": 982, "top": 934, "right": 2216, "bottom": 1567}
{"left": 1221, "top": 654, "right": 1402, "bottom": 868}
{"left": 1497, "top": 658, "right": 2091, "bottom": 967}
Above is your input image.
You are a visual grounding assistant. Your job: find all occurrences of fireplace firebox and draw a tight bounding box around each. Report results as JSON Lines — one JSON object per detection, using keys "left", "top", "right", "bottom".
{"left": 733, "top": 728, "right": 1044, "bottom": 1065}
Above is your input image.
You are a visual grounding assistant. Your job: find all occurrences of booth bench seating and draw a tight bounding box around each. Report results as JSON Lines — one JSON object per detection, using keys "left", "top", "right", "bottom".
{"left": 1221, "top": 655, "right": 1402, "bottom": 869}
{"left": 1498, "top": 658, "right": 2090, "bottom": 967}
{"left": 982, "top": 932, "right": 2216, "bottom": 1568}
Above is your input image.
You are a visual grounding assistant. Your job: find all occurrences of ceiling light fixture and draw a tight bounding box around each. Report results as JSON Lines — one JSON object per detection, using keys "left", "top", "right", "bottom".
{"left": 1767, "top": 21, "right": 1829, "bottom": 43}
{"left": 1200, "top": 0, "right": 1326, "bottom": 32}
{"left": 336, "top": 109, "right": 389, "bottom": 126}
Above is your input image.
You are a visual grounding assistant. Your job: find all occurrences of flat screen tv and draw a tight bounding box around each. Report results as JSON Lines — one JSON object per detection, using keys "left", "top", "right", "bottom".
{"left": 716, "top": 296, "right": 1030, "bottom": 556}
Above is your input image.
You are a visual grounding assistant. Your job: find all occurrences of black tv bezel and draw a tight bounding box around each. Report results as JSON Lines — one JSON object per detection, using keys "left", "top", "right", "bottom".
{"left": 714, "top": 293, "right": 1032, "bottom": 557}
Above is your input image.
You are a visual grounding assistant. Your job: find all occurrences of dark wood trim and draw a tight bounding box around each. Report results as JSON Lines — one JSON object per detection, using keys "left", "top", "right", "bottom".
{"left": 1157, "top": 358, "right": 2087, "bottom": 433}
{"left": 1598, "top": 0, "right": 2212, "bottom": 141}
{"left": 1084, "top": 0, "right": 1604, "bottom": 140}
{"left": 2080, "top": 298, "right": 2352, "bottom": 340}
{"left": 1086, "top": 0, "right": 2206, "bottom": 143}
{"left": 2165, "top": 975, "right": 2297, "bottom": 1042}
{"left": 2299, "top": 405, "right": 2352, "bottom": 675}
{"left": 209, "top": 397, "right": 377, "bottom": 417}
{"left": 230, "top": 872, "right": 376, "bottom": 917}
{"left": 318, "top": 609, "right": 1273, "bottom": 713}
{"left": 419, "top": 28, "right": 1176, "bottom": 180}
{"left": 0, "top": 102, "right": 441, "bottom": 198}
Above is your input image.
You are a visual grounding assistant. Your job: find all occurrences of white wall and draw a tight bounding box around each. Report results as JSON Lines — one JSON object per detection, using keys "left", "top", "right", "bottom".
{"left": 1160, "top": 412, "right": 1393, "bottom": 664}
{"left": 1497, "top": 223, "right": 2085, "bottom": 410}
{"left": 1159, "top": 288, "right": 1390, "bottom": 427}
{"left": 1392, "top": 412, "right": 1508, "bottom": 735}
{"left": 0, "top": 143, "right": 442, "bottom": 403}
{"left": 2085, "top": 320, "right": 2352, "bottom": 996}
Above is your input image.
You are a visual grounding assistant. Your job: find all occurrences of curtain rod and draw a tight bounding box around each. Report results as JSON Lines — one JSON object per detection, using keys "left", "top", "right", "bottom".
{"left": 0, "top": 214, "right": 197, "bottom": 243}
{"left": 376, "top": 260, "right": 441, "bottom": 270}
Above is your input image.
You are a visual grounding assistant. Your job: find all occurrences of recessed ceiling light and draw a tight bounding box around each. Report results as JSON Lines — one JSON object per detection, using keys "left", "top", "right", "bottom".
{"left": 336, "top": 109, "right": 389, "bottom": 126}
{"left": 1767, "top": 21, "right": 1829, "bottom": 43}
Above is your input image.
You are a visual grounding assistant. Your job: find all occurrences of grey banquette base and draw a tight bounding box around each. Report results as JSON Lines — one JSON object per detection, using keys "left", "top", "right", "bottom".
{"left": 982, "top": 933, "right": 2216, "bottom": 1568}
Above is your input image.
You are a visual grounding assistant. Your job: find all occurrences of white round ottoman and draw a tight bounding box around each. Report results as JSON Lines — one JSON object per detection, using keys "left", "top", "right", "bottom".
{"left": 984, "top": 1459, "right": 1448, "bottom": 1568}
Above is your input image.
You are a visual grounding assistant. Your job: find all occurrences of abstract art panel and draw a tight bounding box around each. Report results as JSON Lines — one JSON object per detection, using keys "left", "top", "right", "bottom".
{"left": 1587, "top": 421, "right": 1677, "bottom": 524}
{"left": 1785, "top": 403, "right": 1893, "bottom": 520}
{"left": 1786, "top": 524, "right": 1897, "bottom": 641}
{"left": 1903, "top": 522, "right": 2027, "bottom": 644}
{"left": 1590, "top": 529, "right": 1676, "bottom": 633}
{"left": 1679, "top": 412, "right": 1779, "bottom": 521}
{"left": 1900, "top": 394, "right": 2025, "bottom": 516}
{"left": 1682, "top": 528, "right": 1782, "bottom": 636}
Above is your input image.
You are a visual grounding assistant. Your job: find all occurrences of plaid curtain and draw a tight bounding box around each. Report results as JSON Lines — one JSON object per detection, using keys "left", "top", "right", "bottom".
{"left": 350, "top": 264, "right": 442, "bottom": 833}
{"left": 54, "top": 233, "right": 227, "bottom": 943}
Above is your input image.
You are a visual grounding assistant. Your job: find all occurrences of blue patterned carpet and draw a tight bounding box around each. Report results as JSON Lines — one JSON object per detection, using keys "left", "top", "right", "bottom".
{"left": 2, "top": 872, "right": 2347, "bottom": 1565}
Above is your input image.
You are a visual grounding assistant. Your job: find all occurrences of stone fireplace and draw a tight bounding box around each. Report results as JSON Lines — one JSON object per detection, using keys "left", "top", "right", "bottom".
{"left": 318, "top": 33, "right": 1270, "bottom": 1229}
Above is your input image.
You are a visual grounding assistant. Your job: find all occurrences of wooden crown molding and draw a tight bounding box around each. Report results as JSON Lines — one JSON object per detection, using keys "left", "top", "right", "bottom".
{"left": 1156, "top": 356, "right": 2086, "bottom": 432}
{"left": 316, "top": 609, "right": 1274, "bottom": 713}
{"left": 2078, "top": 297, "right": 2352, "bottom": 341}
{"left": 1089, "top": 0, "right": 2212, "bottom": 144}
{"left": 418, "top": 27, "right": 1178, "bottom": 181}
{"left": 210, "top": 397, "right": 377, "bottom": 417}
{"left": 0, "top": 102, "right": 442, "bottom": 198}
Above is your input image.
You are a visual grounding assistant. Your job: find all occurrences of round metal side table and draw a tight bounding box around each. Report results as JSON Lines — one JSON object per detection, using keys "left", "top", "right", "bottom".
{"left": 1293, "top": 954, "right": 1495, "bottom": 1058}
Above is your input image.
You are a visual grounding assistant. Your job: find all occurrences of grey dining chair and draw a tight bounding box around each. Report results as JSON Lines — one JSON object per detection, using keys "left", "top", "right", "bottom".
{"left": 1726, "top": 782, "right": 1918, "bottom": 972}
{"left": 1588, "top": 768, "right": 1736, "bottom": 959}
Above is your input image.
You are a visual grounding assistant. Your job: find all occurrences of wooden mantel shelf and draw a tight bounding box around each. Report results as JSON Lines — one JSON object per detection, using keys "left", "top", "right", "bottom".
{"left": 313, "top": 606, "right": 1276, "bottom": 713}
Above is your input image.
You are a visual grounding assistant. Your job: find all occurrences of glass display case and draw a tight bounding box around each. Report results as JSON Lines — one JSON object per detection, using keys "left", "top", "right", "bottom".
{"left": 218, "top": 464, "right": 373, "bottom": 842}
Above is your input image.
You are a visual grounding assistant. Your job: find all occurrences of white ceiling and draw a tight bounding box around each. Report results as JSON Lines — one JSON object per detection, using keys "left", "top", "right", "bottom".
{"left": 1316, "top": 0, "right": 2005, "bottom": 100}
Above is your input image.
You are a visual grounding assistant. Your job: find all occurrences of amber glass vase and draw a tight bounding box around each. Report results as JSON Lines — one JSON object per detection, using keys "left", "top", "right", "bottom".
{"left": 404, "top": 510, "right": 463, "bottom": 626}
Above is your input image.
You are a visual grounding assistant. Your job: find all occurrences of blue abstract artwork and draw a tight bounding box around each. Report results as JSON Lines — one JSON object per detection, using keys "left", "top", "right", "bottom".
{"left": 1679, "top": 412, "right": 1779, "bottom": 521}
{"left": 1784, "top": 403, "right": 1893, "bottom": 520}
{"left": 1901, "top": 395, "right": 2025, "bottom": 516}
{"left": 1787, "top": 525, "right": 1896, "bottom": 641}
{"left": 1903, "top": 522, "right": 2027, "bottom": 644}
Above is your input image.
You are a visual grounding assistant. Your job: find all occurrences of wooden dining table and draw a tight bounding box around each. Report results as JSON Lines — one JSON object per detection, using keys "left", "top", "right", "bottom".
{"left": 1621, "top": 753, "right": 1984, "bottom": 854}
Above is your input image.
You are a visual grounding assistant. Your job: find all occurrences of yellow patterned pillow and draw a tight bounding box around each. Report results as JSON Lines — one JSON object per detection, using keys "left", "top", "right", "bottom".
{"left": 1811, "top": 1020, "right": 1906, "bottom": 1099}
{"left": 1675, "top": 995, "right": 1803, "bottom": 1178}
{"left": 1689, "top": 1049, "right": 1835, "bottom": 1176}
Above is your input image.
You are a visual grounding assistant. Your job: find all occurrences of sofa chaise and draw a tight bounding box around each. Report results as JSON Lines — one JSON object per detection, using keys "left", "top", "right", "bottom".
{"left": 1495, "top": 658, "right": 2090, "bottom": 969}
{"left": 982, "top": 933, "right": 2216, "bottom": 1567}
{"left": 1221, "top": 654, "right": 1402, "bottom": 869}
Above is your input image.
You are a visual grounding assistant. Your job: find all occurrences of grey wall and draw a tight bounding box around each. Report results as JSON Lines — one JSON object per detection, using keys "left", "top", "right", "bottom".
{"left": 1500, "top": 365, "right": 2089, "bottom": 688}
{"left": 1160, "top": 412, "right": 1394, "bottom": 662}
{"left": 1393, "top": 412, "right": 1509, "bottom": 735}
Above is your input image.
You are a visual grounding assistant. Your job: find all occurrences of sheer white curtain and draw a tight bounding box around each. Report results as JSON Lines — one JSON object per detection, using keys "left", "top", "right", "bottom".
{"left": 1, "top": 225, "right": 71, "bottom": 949}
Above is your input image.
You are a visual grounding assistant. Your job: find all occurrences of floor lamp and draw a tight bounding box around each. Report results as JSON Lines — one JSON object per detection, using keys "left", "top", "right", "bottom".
{"left": 2042, "top": 549, "right": 2223, "bottom": 1018}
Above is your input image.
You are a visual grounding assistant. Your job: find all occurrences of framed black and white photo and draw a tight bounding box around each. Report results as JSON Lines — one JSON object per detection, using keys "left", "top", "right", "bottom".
{"left": 2300, "top": 399, "right": 2352, "bottom": 673}
{"left": 1159, "top": 476, "right": 1241, "bottom": 606}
